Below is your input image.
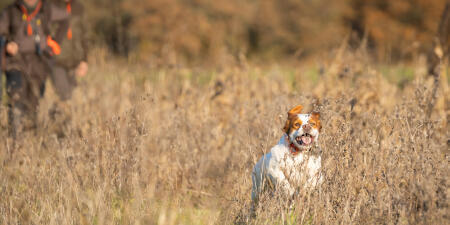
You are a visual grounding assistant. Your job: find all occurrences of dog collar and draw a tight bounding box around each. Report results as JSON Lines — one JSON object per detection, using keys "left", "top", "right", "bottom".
{"left": 289, "top": 143, "right": 302, "bottom": 155}
{"left": 286, "top": 136, "right": 322, "bottom": 156}
{"left": 285, "top": 136, "right": 302, "bottom": 155}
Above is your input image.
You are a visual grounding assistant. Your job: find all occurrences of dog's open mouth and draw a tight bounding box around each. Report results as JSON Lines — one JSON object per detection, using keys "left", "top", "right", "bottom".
{"left": 295, "top": 133, "right": 314, "bottom": 146}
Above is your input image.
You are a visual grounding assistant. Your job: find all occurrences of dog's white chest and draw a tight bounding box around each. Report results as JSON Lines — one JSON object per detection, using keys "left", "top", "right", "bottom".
{"left": 270, "top": 145, "right": 322, "bottom": 187}
{"left": 251, "top": 135, "right": 322, "bottom": 201}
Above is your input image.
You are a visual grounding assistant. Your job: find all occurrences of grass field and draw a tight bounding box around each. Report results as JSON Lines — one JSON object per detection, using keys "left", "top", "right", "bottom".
{"left": 0, "top": 48, "right": 448, "bottom": 224}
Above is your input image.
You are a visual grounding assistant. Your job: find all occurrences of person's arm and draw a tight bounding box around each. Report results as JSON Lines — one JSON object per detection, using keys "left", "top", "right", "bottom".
{"left": 0, "top": 7, "right": 10, "bottom": 37}
{"left": 80, "top": 21, "right": 89, "bottom": 62}
{"left": 76, "top": 1, "right": 89, "bottom": 76}
{"left": 0, "top": 7, "right": 9, "bottom": 102}
{"left": 77, "top": 1, "right": 89, "bottom": 62}
{"left": 0, "top": 7, "right": 18, "bottom": 56}
{"left": 49, "top": 3, "right": 70, "bottom": 44}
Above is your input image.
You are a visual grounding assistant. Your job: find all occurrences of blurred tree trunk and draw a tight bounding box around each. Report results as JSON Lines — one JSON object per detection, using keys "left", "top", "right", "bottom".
{"left": 427, "top": 1, "right": 449, "bottom": 77}
{"left": 426, "top": 1, "right": 449, "bottom": 117}
{"left": 437, "top": 2, "right": 450, "bottom": 57}
{"left": 88, "top": 0, "right": 133, "bottom": 56}
{"left": 113, "top": 0, "right": 125, "bottom": 55}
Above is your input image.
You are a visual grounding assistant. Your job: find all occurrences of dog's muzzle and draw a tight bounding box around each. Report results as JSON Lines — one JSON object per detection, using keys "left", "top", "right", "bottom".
{"left": 295, "top": 133, "right": 314, "bottom": 146}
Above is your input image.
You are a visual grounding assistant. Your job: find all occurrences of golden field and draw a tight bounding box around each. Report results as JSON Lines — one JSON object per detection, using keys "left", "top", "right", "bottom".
{"left": 0, "top": 48, "right": 448, "bottom": 224}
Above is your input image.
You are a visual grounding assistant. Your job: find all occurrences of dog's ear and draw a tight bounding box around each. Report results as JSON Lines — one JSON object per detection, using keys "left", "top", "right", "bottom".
{"left": 284, "top": 105, "right": 303, "bottom": 134}
{"left": 288, "top": 105, "right": 303, "bottom": 117}
{"left": 283, "top": 119, "right": 290, "bottom": 134}
{"left": 310, "top": 111, "right": 322, "bottom": 130}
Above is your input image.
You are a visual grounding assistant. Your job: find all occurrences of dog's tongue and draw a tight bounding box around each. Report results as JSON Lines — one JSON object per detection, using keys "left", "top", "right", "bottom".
{"left": 301, "top": 136, "right": 312, "bottom": 145}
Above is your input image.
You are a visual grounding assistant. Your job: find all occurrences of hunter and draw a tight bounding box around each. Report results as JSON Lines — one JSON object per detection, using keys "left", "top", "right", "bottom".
{"left": 0, "top": 0, "right": 69, "bottom": 135}
{"left": 49, "top": 0, "right": 88, "bottom": 102}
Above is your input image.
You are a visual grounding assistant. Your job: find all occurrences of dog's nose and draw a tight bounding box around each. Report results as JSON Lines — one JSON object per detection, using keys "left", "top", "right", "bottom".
{"left": 302, "top": 124, "right": 311, "bottom": 132}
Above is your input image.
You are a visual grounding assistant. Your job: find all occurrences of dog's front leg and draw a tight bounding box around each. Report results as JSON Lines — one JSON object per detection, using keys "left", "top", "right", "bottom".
{"left": 272, "top": 168, "right": 295, "bottom": 198}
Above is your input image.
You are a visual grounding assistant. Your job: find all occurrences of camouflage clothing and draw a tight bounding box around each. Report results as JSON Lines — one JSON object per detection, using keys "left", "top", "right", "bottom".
{"left": 0, "top": 1, "right": 69, "bottom": 71}
{"left": 0, "top": 0, "right": 69, "bottom": 134}
{"left": 50, "top": 0, "right": 88, "bottom": 100}
{"left": 54, "top": 0, "right": 87, "bottom": 69}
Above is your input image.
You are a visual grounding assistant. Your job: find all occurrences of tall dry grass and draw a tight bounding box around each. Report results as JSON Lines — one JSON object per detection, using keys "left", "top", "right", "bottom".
{"left": 0, "top": 49, "right": 448, "bottom": 224}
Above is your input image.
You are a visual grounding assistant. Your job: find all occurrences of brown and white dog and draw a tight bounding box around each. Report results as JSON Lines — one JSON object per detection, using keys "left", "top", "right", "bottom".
{"left": 251, "top": 105, "right": 323, "bottom": 203}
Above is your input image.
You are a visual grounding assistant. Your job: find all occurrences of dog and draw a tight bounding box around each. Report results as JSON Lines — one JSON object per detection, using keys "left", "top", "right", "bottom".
{"left": 251, "top": 104, "right": 323, "bottom": 204}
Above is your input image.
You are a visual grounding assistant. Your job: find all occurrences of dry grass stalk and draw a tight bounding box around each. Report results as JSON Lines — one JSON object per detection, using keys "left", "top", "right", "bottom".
{"left": 0, "top": 51, "right": 448, "bottom": 224}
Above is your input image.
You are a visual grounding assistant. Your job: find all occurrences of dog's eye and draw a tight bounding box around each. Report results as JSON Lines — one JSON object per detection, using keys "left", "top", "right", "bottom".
{"left": 310, "top": 122, "right": 316, "bottom": 126}
{"left": 294, "top": 123, "right": 301, "bottom": 127}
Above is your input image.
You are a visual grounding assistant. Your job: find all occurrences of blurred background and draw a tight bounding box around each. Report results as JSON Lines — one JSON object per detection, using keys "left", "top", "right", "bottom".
{"left": 1, "top": 0, "right": 447, "bottom": 64}
{"left": 0, "top": 1, "right": 449, "bottom": 224}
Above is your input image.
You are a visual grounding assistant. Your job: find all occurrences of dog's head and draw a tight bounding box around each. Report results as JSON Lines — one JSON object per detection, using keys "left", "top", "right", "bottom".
{"left": 283, "top": 105, "right": 322, "bottom": 151}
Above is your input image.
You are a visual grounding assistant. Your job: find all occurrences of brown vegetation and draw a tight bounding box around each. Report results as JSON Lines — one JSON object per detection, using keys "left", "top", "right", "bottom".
{"left": 0, "top": 47, "right": 448, "bottom": 224}
{"left": 0, "top": 0, "right": 448, "bottom": 224}
{"left": 1, "top": 0, "right": 447, "bottom": 62}
{"left": 110, "top": 0, "right": 447, "bottom": 62}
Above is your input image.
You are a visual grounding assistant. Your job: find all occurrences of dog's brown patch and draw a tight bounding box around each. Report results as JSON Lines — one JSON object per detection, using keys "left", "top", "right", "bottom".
{"left": 283, "top": 105, "right": 303, "bottom": 134}
{"left": 309, "top": 112, "right": 322, "bottom": 131}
